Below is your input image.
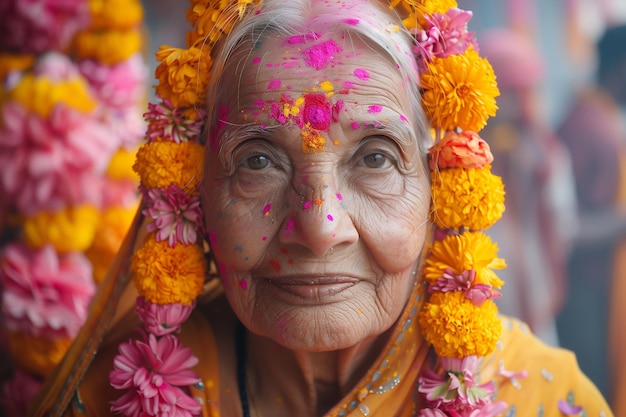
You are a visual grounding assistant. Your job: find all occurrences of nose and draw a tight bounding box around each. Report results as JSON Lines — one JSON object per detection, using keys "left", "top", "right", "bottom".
{"left": 279, "top": 179, "right": 358, "bottom": 257}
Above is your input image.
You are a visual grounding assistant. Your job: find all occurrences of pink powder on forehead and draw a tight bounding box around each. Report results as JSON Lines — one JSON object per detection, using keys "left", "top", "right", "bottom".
{"left": 368, "top": 105, "right": 383, "bottom": 113}
{"left": 301, "top": 39, "right": 343, "bottom": 70}
{"left": 354, "top": 68, "right": 369, "bottom": 80}
{"left": 343, "top": 81, "right": 355, "bottom": 89}
{"left": 252, "top": 56, "right": 261, "bottom": 64}
{"left": 285, "top": 32, "right": 321, "bottom": 45}
{"left": 342, "top": 18, "right": 360, "bottom": 26}
{"left": 267, "top": 79, "right": 282, "bottom": 89}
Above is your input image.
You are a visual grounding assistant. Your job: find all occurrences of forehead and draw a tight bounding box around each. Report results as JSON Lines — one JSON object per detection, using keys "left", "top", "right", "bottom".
{"left": 220, "top": 31, "right": 412, "bottom": 123}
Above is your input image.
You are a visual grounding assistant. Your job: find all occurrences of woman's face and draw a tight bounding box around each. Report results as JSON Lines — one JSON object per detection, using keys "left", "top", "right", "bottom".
{"left": 202, "top": 31, "right": 431, "bottom": 351}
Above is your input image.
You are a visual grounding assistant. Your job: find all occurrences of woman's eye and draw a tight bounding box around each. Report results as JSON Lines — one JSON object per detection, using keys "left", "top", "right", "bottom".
{"left": 245, "top": 154, "right": 272, "bottom": 170}
{"left": 362, "top": 152, "right": 389, "bottom": 168}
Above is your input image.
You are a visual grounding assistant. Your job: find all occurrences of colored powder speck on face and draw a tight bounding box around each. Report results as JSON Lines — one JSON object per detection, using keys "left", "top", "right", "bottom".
{"left": 343, "top": 18, "right": 359, "bottom": 25}
{"left": 354, "top": 68, "right": 369, "bottom": 80}
{"left": 301, "top": 128, "right": 326, "bottom": 153}
{"left": 350, "top": 121, "right": 359, "bottom": 130}
{"left": 252, "top": 57, "right": 261, "bottom": 64}
{"left": 269, "top": 259, "right": 281, "bottom": 273}
{"left": 263, "top": 204, "right": 271, "bottom": 217}
{"left": 320, "top": 80, "right": 334, "bottom": 95}
{"left": 303, "top": 201, "right": 312, "bottom": 210}
{"left": 336, "top": 193, "right": 343, "bottom": 200}
{"left": 301, "top": 39, "right": 343, "bottom": 70}
{"left": 343, "top": 81, "right": 355, "bottom": 89}
{"left": 400, "top": 114, "right": 408, "bottom": 123}
{"left": 262, "top": 236, "right": 267, "bottom": 241}
{"left": 313, "top": 198, "right": 324, "bottom": 206}
{"left": 239, "top": 279, "right": 248, "bottom": 290}
{"left": 285, "top": 217, "right": 295, "bottom": 232}
{"left": 368, "top": 105, "right": 382, "bottom": 113}
{"left": 268, "top": 79, "right": 282, "bottom": 89}
{"left": 327, "top": 214, "right": 334, "bottom": 221}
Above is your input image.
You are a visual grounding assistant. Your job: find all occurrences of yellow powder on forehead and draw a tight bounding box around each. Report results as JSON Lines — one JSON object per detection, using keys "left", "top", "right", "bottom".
{"left": 301, "top": 125, "right": 326, "bottom": 153}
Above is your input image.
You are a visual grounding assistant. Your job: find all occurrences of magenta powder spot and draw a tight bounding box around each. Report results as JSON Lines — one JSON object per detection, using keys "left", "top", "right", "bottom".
{"left": 343, "top": 81, "right": 354, "bottom": 89}
{"left": 336, "top": 193, "right": 343, "bottom": 200}
{"left": 268, "top": 79, "right": 281, "bottom": 89}
{"left": 252, "top": 56, "right": 261, "bottom": 64}
{"left": 400, "top": 114, "right": 408, "bottom": 123}
{"left": 285, "top": 32, "right": 321, "bottom": 45}
{"left": 354, "top": 68, "right": 370, "bottom": 80}
{"left": 285, "top": 217, "right": 295, "bottom": 232}
{"left": 350, "top": 121, "right": 359, "bottom": 129}
{"left": 368, "top": 105, "right": 383, "bottom": 113}
{"left": 262, "top": 236, "right": 267, "bottom": 241}
{"left": 303, "top": 201, "right": 312, "bottom": 210}
{"left": 327, "top": 214, "right": 334, "bottom": 221}
{"left": 342, "top": 18, "right": 360, "bottom": 25}
{"left": 263, "top": 203, "right": 271, "bottom": 216}
{"left": 301, "top": 39, "right": 343, "bottom": 70}
{"left": 239, "top": 279, "right": 248, "bottom": 290}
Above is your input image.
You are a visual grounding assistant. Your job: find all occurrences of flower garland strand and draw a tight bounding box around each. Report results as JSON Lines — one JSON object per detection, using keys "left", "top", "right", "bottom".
{"left": 108, "top": 1, "right": 260, "bottom": 415}
{"left": 399, "top": 1, "right": 508, "bottom": 415}
{"left": 108, "top": 1, "right": 508, "bottom": 416}
{"left": 0, "top": 0, "right": 148, "bottom": 415}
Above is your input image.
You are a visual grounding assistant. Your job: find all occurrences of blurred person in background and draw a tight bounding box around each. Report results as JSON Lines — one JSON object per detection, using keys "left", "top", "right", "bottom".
{"left": 556, "top": 23, "right": 626, "bottom": 403}
{"left": 478, "top": 28, "right": 579, "bottom": 347}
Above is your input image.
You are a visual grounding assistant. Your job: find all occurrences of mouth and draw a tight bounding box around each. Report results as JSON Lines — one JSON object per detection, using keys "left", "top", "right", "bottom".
{"left": 266, "top": 276, "right": 358, "bottom": 300}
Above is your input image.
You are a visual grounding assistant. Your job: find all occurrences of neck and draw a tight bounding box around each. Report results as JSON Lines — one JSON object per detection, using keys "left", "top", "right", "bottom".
{"left": 244, "top": 327, "right": 393, "bottom": 417}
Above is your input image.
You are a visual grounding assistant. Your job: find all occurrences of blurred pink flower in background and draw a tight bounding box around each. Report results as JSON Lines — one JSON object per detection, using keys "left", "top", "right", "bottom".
{"left": 0, "top": 243, "right": 95, "bottom": 339}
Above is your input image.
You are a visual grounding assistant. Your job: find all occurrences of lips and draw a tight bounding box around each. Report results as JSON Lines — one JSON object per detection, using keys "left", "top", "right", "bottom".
{"left": 266, "top": 276, "right": 358, "bottom": 300}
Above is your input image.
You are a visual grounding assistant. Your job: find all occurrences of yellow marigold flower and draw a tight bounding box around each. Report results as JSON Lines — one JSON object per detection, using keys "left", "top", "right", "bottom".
{"left": 106, "top": 147, "right": 140, "bottom": 181}
{"left": 430, "top": 166, "right": 505, "bottom": 230}
{"left": 23, "top": 205, "right": 100, "bottom": 254}
{"left": 155, "top": 46, "right": 212, "bottom": 108}
{"left": 133, "top": 141, "right": 204, "bottom": 191}
{"left": 187, "top": 0, "right": 259, "bottom": 46}
{"left": 7, "top": 74, "right": 96, "bottom": 118}
{"left": 8, "top": 331, "right": 73, "bottom": 378}
{"left": 73, "top": 28, "right": 142, "bottom": 65}
{"left": 131, "top": 234, "right": 205, "bottom": 305}
{"left": 425, "top": 231, "right": 506, "bottom": 288}
{"left": 0, "top": 53, "right": 34, "bottom": 94}
{"left": 418, "top": 291, "right": 502, "bottom": 358}
{"left": 88, "top": 0, "right": 144, "bottom": 30}
{"left": 421, "top": 48, "right": 500, "bottom": 132}
{"left": 389, "top": 0, "right": 458, "bottom": 30}
{"left": 85, "top": 204, "right": 139, "bottom": 283}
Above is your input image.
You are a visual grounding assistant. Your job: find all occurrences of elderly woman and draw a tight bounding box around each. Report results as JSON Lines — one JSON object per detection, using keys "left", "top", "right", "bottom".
{"left": 28, "top": 0, "right": 612, "bottom": 417}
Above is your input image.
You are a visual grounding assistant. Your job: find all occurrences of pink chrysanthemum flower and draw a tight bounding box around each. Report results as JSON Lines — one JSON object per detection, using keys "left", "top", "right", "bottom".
{"left": 143, "top": 185, "right": 202, "bottom": 247}
{"left": 99, "top": 105, "right": 147, "bottom": 150}
{"left": 429, "top": 269, "right": 501, "bottom": 306}
{"left": 0, "top": 101, "right": 115, "bottom": 213}
{"left": 412, "top": 8, "right": 476, "bottom": 71}
{"left": 78, "top": 54, "right": 148, "bottom": 110}
{"left": 135, "top": 297, "right": 195, "bottom": 336}
{"left": 0, "top": 243, "right": 95, "bottom": 339}
{"left": 109, "top": 333, "right": 201, "bottom": 417}
{"left": 0, "top": 0, "right": 90, "bottom": 54}
{"left": 144, "top": 98, "right": 206, "bottom": 144}
{"left": 418, "top": 356, "right": 507, "bottom": 415}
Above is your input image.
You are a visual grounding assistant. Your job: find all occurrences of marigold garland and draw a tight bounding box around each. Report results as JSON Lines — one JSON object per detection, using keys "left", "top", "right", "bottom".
{"left": 6, "top": 331, "right": 74, "bottom": 378}
{"left": 430, "top": 166, "right": 505, "bottom": 230}
{"left": 418, "top": 291, "right": 502, "bottom": 358}
{"left": 133, "top": 141, "right": 204, "bottom": 190}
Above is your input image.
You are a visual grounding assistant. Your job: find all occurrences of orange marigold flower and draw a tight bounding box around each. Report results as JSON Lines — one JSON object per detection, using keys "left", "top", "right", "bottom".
{"left": 187, "top": 0, "right": 259, "bottom": 46}
{"left": 88, "top": 0, "right": 144, "bottom": 30}
{"left": 155, "top": 46, "right": 212, "bottom": 109}
{"left": 22, "top": 205, "right": 100, "bottom": 254}
{"left": 418, "top": 291, "right": 502, "bottom": 358}
{"left": 389, "top": 0, "right": 458, "bottom": 30}
{"left": 106, "top": 147, "right": 140, "bottom": 181}
{"left": 7, "top": 331, "right": 73, "bottom": 378}
{"left": 421, "top": 48, "right": 499, "bottom": 132}
{"left": 85, "top": 204, "right": 139, "bottom": 283}
{"left": 133, "top": 141, "right": 204, "bottom": 191}
{"left": 431, "top": 166, "right": 505, "bottom": 230}
{"left": 131, "top": 234, "right": 205, "bottom": 305}
{"left": 424, "top": 231, "right": 506, "bottom": 288}
{"left": 73, "top": 28, "right": 142, "bottom": 65}
{"left": 428, "top": 130, "right": 494, "bottom": 170}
